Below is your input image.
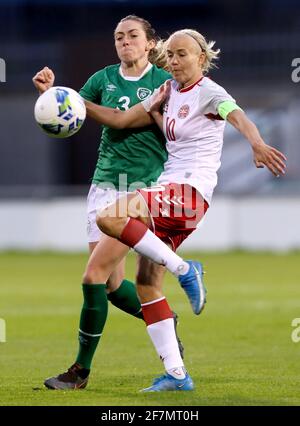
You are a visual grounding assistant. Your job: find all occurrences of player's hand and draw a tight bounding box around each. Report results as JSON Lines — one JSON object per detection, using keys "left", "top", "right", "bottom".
{"left": 32, "top": 66, "right": 55, "bottom": 94}
{"left": 253, "top": 142, "right": 287, "bottom": 177}
{"left": 149, "top": 80, "right": 171, "bottom": 112}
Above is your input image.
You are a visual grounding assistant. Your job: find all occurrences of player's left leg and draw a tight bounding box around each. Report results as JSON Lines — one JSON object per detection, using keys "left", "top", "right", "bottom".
{"left": 44, "top": 236, "right": 130, "bottom": 390}
{"left": 136, "top": 255, "right": 184, "bottom": 359}
{"left": 136, "top": 253, "right": 192, "bottom": 392}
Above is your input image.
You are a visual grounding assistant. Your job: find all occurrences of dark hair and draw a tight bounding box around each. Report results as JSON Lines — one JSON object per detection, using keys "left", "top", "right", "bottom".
{"left": 117, "top": 15, "right": 157, "bottom": 42}
{"left": 116, "top": 15, "right": 168, "bottom": 69}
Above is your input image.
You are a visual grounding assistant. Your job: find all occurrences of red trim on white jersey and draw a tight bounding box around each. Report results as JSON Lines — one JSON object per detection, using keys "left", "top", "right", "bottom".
{"left": 179, "top": 76, "right": 204, "bottom": 93}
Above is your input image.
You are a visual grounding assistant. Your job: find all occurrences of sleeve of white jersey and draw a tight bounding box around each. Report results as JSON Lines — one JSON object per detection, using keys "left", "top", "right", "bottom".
{"left": 141, "top": 88, "right": 160, "bottom": 112}
{"left": 201, "top": 82, "right": 236, "bottom": 115}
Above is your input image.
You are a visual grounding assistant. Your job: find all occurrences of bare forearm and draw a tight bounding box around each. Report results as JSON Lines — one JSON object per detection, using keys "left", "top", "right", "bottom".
{"left": 150, "top": 111, "right": 164, "bottom": 132}
{"left": 227, "top": 108, "right": 287, "bottom": 176}
{"left": 85, "top": 100, "right": 125, "bottom": 129}
{"left": 227, "top": 109, "right": 264, "bottom": 148}
{"left": 85, "top": 100, "right": 153, "bottom": 129}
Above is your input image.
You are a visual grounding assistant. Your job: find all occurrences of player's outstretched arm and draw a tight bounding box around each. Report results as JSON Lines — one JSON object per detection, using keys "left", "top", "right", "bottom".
{"left": 150, "top": 111, "right": 163, "bottom": 132}
{"left": 227, "top": 109, "right": 287, "bottom": 177}
{"left": 32, "top": 66, "right": 55, "bottom": 94}
{"left": 85, "top": 101, "right": 153, "bottom": 129}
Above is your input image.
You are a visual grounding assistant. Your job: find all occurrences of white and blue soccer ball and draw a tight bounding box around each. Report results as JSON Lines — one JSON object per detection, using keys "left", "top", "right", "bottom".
{"left": 34, "top": 86, "right": 86, "bottom": 138}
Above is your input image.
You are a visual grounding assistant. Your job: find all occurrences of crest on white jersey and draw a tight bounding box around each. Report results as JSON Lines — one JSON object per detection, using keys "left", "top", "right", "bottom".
{"left": 178, "top": 104, "right": 190, "bottom": 119}
{"left": 137, "top": 87, "right": 152, "bottom": 100}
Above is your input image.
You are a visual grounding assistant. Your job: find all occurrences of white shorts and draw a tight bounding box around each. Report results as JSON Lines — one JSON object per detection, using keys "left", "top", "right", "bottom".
{"left": 86, "top": 184, "right": 128, "bottom": 243}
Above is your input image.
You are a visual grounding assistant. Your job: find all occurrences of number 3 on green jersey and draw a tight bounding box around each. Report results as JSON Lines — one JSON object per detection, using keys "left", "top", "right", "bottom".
{"left": 79, "top": 63, "right": 171, "bottom": 190}
{"left": 118, "top": 96, "right": 130, "bottom": 110}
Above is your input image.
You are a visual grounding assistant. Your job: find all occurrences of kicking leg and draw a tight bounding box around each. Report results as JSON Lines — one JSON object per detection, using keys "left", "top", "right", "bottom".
{"left": 97, "top": 193, "right": 206, "bottom": 315}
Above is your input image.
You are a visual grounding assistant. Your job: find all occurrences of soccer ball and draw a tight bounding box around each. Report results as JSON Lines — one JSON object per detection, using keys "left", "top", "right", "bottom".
{"left": 34, "top": 86, "right": 86, "bottom": 138}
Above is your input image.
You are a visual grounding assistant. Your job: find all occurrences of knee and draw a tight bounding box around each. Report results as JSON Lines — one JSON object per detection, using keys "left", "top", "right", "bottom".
{"left": 97, "top": 213, "right": 128, "bottom": 239}
{"left": 96, "top": 214, "right": 115, "bottom": 237}
{"left": 82, "top": 264, "right": 101, "bottom": 284}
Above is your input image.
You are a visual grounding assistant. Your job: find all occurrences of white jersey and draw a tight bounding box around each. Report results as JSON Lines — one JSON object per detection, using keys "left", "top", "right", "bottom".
{"left": 142, "top": 76, "right": 235, "bottom": 204}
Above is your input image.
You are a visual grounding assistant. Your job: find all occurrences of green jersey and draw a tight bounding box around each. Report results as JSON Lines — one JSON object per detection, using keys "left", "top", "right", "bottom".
{"left": 79, "top": 63, "right": 170, "bottom": 190}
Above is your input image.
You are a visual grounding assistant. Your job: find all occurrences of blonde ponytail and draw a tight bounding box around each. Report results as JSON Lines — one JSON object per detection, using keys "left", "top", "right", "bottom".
{"left": 149, "top": 39, "right": 168, "bottom": 70}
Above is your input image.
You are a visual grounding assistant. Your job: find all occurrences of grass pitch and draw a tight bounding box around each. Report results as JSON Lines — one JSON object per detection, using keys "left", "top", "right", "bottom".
{"left": 0, "top": 250, "right": 300, "bottom": 406}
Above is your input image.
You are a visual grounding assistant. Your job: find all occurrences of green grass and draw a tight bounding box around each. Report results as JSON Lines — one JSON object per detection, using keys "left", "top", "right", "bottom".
{"left": 0, "top": 250, "right": 300, "bottom": 406}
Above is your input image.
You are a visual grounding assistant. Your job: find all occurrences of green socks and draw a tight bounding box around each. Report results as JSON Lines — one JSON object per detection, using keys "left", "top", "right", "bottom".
{"left": 76, "top": 280, "right": 143, "bottom": 370}
{"left": 76, "top": 284, "right": 108, "bottom": 369}
{"left": 107, "top": 279, "right": 144, "bottom": 319}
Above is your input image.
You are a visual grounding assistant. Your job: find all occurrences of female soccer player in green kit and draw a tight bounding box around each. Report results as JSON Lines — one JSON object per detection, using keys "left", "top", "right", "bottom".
{"left": 33, "top": 15, "right": 184, "bottom": 390}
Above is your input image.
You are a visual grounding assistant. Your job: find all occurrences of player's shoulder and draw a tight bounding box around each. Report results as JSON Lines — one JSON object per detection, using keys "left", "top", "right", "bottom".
{"left": 150, "top": 65, "right": 172, "bottom": 83}
{"left": 151, "top": 64, "right": 171, "bottom": 77}
{"left": 103, "top": 63, "right": 120, "bottom": 73}
{"left": 89, "top": 64, "right": 119, "bottom": 80}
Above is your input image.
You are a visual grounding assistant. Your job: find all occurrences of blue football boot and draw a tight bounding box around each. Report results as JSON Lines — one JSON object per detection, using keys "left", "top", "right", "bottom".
{"left": 141, "top": 372, "right": 194, "bottom": 392}
{"left": 178, "top": 260, "right": 206, "bottom": 315}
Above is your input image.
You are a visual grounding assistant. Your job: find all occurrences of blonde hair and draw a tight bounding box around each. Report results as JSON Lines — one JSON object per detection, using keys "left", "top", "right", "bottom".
{"left": 149, "top": 39, "right": 168, "bottom": 70}
{"left": 167, "top": 29, "right": 220, "bottom": 73}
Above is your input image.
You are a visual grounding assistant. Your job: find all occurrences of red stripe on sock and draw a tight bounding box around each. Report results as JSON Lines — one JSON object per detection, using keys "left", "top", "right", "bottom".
{"left": 119, "top": 218, "right": 148, "bottom": 247}
{"left": 142, "top": 298, "right": 173, "bottom": 326}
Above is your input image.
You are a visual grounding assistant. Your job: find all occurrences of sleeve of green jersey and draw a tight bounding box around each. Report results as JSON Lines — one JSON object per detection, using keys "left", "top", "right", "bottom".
{"left": 217, "top": 100, "right": 243, "bottom": 120}
{"left": 79, "top": 70, "right": 104, "bottom": 103}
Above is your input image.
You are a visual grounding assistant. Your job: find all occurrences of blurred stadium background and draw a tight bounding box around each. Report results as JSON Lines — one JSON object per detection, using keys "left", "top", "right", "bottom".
{"left": 1, "top": 0, "right": 300, "bottom": 407}
{"left": 0, "top": 0, "right": 300, "bottom": 251}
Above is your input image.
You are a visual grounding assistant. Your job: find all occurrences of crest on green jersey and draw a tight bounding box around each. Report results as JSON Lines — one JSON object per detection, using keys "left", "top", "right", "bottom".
{"left": 137, "top": 87, "right": 152, "bottom": 100}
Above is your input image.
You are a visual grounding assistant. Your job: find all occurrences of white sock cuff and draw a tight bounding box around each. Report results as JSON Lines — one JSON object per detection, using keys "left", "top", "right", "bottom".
{"left": 141, "top": 297, "right": 166, "bottom": 307}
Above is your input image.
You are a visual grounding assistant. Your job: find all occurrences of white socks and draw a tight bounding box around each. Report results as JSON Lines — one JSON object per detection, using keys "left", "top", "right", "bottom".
{"left": 146, "top": 317, "right": 184, "bottom": 372}
{"left": 134, "top": 229, "right": 189, "bottom": 276}
{"left": 167, "top": 367, "right": 186, "bottom": 380}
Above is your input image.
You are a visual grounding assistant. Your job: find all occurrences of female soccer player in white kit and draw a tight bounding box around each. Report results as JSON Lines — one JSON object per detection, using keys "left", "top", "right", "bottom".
{"left": 77, "top": 29, "right": 287, "bottom": 391}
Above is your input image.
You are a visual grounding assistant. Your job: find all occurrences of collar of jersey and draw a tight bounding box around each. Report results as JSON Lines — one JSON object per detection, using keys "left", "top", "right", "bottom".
{"left": 178, "top": 76, "right": 204, "bottom": 93}
{"left": 119, "top": 62, "right": 153, "bottom": 81}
